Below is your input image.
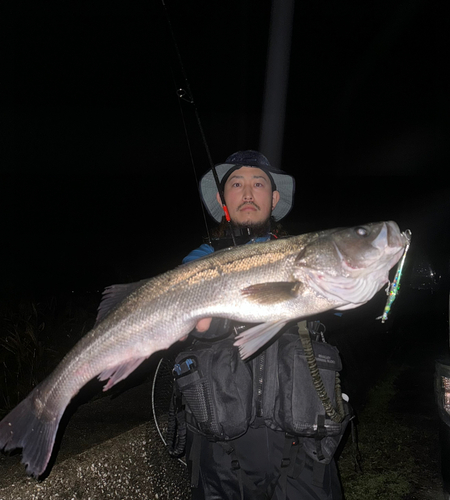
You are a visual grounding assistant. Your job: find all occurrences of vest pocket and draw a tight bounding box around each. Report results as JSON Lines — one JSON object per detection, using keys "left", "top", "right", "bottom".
{"left": 272, "top": 335, "right": 344, "bottom": 437}
{"left": 175, "top": 339, "right": 253, "bottom": 440}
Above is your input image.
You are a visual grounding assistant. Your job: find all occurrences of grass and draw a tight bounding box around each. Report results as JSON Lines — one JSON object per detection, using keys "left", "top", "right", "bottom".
{"left": 0, "top": 294, "right": 97, "bottom": 416}
{"left": 338, "top": 363, "right": 434, "bottom": 500}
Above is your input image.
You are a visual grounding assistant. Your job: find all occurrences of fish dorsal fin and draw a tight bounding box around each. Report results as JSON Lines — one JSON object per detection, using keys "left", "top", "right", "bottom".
{"left": 95, "top": 280, "right": 148, "bottom": 325}
{"left": 241, "top": 281, "right": 304, "bottom": 305}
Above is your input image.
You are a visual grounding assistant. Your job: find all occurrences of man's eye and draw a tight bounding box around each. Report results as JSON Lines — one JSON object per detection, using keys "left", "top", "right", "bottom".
{"left": 255, "top": 182, "right": 264, "bottom": 187}
{"left": 232, "top": 182, "right": 241, "bottom": 188}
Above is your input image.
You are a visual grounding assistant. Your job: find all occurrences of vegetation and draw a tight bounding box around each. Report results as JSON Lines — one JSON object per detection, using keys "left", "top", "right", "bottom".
{"left": 0, "top": 295, "right": 97, "bottom": 416}
{"left": 338, "top": 362, "right": 439, "bottom": 500}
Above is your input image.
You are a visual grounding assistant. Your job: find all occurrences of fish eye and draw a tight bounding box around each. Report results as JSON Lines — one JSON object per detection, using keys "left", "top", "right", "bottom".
{"left": 355, "top": 226, "right": 369, "bottom": 237}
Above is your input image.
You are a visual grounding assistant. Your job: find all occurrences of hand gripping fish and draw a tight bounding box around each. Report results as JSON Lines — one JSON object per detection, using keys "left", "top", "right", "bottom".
{"left": 0, "top": 221, "right": 409, "bottom": 477}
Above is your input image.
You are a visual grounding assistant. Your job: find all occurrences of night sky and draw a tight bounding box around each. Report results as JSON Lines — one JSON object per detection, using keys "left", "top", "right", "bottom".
{"left": 3, "top": 1, "right": 450, "bottom": 299}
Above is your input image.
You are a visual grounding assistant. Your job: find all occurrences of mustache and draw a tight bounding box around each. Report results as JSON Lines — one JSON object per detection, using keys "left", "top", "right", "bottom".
{"left": 237, "top": 201, "right": 260, "bottom": 211}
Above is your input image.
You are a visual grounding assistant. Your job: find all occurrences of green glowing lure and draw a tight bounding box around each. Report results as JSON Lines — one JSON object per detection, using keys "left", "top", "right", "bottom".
{"left": 379, "top": 229, "right": 412, "bottom": 323}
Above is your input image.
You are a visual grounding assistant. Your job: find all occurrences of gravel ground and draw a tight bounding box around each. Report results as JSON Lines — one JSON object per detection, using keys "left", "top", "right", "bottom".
{"left": 0, "top": 378, "right": 191, "bottom": 500}
{"left": 0, "top": 421, "right": 190, "bottom": 500}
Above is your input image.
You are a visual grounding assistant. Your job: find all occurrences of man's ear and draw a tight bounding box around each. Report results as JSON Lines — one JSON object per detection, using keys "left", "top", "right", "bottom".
{"left": 272, "top": 190, "right": 280, "bottom": 211}
{"left": 216, "top": 191, "right": 223, "bottom": 207}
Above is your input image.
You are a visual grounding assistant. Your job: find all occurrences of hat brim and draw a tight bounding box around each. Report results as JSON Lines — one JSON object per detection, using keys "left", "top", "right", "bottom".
{"left": 199, "top": 163, "right": 295, "bottom": 223}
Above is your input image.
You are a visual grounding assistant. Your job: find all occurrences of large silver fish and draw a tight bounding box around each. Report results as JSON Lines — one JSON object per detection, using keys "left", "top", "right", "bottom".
{"left": 0, "top": 221, "right": 408, "bottom": 477}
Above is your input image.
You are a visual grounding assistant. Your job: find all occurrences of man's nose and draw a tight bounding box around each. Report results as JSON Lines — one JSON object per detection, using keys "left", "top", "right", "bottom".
{"left": 242, "top": 186, "right": 253, "bottom": 200}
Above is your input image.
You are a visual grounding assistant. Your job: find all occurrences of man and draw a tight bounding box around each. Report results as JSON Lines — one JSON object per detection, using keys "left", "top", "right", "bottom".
{"left": 173, "top": 150, "right": 344, "bottom": 500}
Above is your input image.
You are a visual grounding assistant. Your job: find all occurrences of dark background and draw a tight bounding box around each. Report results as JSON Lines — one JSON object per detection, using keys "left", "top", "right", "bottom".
{"left": 3, "top": 0, "right": 450, "bottom": 299}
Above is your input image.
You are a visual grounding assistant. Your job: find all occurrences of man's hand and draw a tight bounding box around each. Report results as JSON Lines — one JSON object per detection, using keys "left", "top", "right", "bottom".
{"left": 195, "top": 318, "right": 213, "bottom": 332}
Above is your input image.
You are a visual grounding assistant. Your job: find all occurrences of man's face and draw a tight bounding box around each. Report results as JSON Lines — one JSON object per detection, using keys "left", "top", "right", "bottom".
{"left": 216, "top": 166, "right": 280, "bottom": 227}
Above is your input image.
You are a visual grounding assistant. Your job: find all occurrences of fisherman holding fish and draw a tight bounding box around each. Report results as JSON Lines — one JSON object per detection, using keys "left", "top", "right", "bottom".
{"left": 0, "top": 149, "right": 408, "bottom": 489}
{"left": 172, "top": 150, "right": 344, "bottom": 500}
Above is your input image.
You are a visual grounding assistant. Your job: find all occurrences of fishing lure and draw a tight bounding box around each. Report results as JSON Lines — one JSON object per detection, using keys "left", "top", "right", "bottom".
{"left": 378, "top": 229, "right": 412, "bottom": 323}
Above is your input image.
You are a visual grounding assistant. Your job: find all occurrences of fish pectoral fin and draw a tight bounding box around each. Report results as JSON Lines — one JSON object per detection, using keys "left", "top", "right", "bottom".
{"left": 98, "top": 356, "right": 148, "bottom": 392}
{"left": 241, "top": 281, "right": 304, "bottom": 305}
{"left": 234, "top": 320, "right": 288, "bottom": 360}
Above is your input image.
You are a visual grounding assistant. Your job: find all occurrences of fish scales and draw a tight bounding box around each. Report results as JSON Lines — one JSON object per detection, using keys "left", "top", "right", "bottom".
{"left": 0, "top": 222, "right": 408, "bottom": 478}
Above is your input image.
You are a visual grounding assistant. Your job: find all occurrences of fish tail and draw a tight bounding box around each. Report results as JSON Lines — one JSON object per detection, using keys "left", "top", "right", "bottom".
{"left": 0, "top": 387, "right": 62, "bottom": 478}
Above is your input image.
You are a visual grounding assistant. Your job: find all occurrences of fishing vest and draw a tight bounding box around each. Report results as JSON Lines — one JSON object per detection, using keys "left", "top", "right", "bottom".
{"left": 169, "top": 324, "right": 352, "bottom": 466}
{"left": 167, "top": 234, "right": 353, "bottom": 496}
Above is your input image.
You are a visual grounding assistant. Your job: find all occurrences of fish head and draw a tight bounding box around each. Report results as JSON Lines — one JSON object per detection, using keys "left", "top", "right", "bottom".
{"left": 330, "top": 221, "right": 407, "bottom": 276}
{"left": 294, "top": 221, "right": 408, "bottom": 308}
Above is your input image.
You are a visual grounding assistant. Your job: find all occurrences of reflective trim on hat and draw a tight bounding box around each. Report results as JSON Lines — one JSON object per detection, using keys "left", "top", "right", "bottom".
{"left": 199, "top": 153, "right": 295, "bottom": 223}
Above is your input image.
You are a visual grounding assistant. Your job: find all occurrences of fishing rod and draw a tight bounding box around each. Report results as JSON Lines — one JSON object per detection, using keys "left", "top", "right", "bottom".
{"left": 160, "top": 0, "right": 236, "bottom": 246}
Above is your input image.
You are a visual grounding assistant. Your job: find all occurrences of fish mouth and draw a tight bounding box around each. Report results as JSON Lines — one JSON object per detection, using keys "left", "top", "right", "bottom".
{"left": 304, "top": 221, "right": 409, "bottom": 306}
{"left": 373, "top": 221, "right": 406, "bottom": 253}
{"left": 380, "top": 221, "right": 410, "bottom": 269}
{"left": 337, "top": 221, "right": 407, "bottom": 274}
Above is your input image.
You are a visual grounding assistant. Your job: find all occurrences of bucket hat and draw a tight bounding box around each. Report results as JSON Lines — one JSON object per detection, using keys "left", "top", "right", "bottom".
{"left": 199, "top": 150, "right": 295, "bottom": 222}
